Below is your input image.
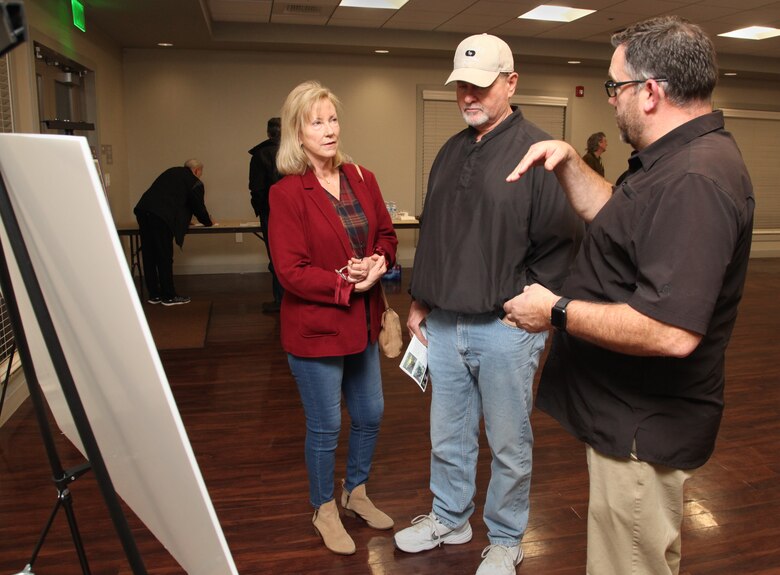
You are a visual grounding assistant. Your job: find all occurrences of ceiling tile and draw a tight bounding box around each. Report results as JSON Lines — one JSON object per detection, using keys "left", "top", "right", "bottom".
{"left": 270, "top": 1, "right": 337, "bottom": 24}
{"left": 458, "top": 1, "right": 528, "bottom": 18}
{"left": 491, "top": 18, "right": 561, "bottom": 37}
{"left": 706, "top": 0, "right": 780, "bottom": 8}
{"left": 438, "top": 11, "right": 518, "bottom": 31}
{"left": 329, "top": 7, "right": 396, "bottom": 27}
{"left": 208, "top": 0, "right": 272, "bottom": 23}
{"left": 383, "top": 10, "right": 452, "bottom": 29}
{"left": 403, "top": 0, "right": 480, "bottom": 10}
{"left": 535, "top": 13, "right": 640, "bottom": 41}
{"left": 608, "top": 0, "right": 699, "bottom": 16}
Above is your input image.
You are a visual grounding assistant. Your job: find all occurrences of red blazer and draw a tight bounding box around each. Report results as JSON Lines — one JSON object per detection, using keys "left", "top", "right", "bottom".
{"left": 269, "top": 163, "right": 398, "bottom": 357}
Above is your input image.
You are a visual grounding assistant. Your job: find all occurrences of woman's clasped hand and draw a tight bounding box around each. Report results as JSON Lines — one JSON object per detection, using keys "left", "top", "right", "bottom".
{"left": 344, "top": 254, "right": 387, "bottom": 292}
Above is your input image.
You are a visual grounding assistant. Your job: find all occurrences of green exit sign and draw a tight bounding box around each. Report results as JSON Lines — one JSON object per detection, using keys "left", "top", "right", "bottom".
{"left": 72, "top": 0, "right": 86, "bottom": 32}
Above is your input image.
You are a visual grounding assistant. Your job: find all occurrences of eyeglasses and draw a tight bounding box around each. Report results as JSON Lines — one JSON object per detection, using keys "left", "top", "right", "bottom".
{"left": 604, "top": 78, "right": 667, "bottom": 98}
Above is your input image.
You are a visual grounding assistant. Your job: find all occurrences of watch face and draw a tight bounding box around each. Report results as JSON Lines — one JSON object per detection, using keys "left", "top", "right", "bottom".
{"left": 552, "top": 298, "right": 570, "bottom": 331}
{"left": 551, "top": 308, "right": 564, "bottom": 330}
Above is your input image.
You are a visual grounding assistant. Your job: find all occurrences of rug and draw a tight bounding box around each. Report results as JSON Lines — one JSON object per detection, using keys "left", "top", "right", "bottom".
{"left": 143, "top": 300, "right": 212, "bottom": 350}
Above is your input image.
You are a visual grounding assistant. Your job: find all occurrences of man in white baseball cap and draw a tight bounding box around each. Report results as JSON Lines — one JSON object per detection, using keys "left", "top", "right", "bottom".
{"left": 394, "top": 33, "right": 581, "bottom": 575}
{"left": 446, "top": 33, "right": 515, "bottom": 87}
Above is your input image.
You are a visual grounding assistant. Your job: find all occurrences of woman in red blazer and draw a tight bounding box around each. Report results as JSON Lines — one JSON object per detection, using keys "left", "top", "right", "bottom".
{"left": 269, "top": 81, "right": 398, "bottom": 556}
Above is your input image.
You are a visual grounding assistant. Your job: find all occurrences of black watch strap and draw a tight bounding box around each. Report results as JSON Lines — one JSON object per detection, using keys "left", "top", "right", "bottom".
{"left": 551, "top": 297, "right": 573, "bottom": 332}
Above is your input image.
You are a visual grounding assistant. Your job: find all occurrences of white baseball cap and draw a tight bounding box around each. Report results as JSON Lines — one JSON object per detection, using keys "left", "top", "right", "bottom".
{"left": 446, "top": 34, "right": 514, "bottom": 87}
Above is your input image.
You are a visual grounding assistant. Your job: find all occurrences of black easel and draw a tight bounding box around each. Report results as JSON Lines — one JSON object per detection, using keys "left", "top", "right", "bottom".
{"left": 0, "top": 170, "right": 148, "bottom": 573}
{"left": 0, "top": 341, "right": 15, "bottom": 422}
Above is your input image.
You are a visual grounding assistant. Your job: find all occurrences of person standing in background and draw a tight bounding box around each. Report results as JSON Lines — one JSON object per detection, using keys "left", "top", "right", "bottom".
{"left": 134, "top": 159, "right": 213, "bottom": 306}
{"left": 249, "top": 117, "right": 283, "bottom": 312}
{"left": 269, "top": 80, "right": 398, "bottom": 556}
{"left": 581, "top": 131, "right": 607, "bottom": 177}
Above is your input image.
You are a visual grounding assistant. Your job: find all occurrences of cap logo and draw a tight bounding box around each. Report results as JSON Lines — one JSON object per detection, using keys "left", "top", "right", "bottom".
{"left": 465, "top": 49, "right": 476, "bottom": 57}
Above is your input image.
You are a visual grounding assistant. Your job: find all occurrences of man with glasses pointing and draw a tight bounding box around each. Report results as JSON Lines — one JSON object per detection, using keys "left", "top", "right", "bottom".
{"left": 504, "top": 16, "right": 754, "bottom": 575}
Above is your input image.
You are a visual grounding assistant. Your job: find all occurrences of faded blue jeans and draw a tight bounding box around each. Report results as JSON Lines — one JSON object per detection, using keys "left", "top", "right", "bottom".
{"left": 288, "top": 342, "right": 384, "bottom": 508}
{"left": 426, "top": 309, "right": 546, "bottom": 546}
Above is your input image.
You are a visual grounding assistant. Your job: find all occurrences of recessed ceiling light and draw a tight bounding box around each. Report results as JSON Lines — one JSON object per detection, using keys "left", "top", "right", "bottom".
{"left": 519, "top": 5, "right": 596, "bottom": 23}
{"left": 718, "top": 26, "right": 780, "bottom": 40}
{"left": 568, "top": 60, "right": 581, "bottom": 64}
{"left": 375, "top": 49, "right": 390, "bottom": 54}
{"left": 724, "top": 72, "right": 738, "bottom": 76}
{"left": 157, "top": 42, "right": 174, "bottom": 47}
{"left": 340, "top": 0, "right": 409, "bottom": 8}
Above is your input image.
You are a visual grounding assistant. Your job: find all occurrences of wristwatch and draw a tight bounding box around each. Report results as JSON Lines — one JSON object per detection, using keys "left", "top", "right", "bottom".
{"left": 550, "top": 297, "right": 573, "bottom": 332}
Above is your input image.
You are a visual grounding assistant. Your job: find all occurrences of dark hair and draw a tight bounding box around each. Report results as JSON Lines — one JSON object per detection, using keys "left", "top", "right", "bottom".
{"left": 586, "top": 132, "right": 606, "bottom": 154}
{"left": 267, "top": 117, "right": 281, "bottom": 139}
{"left": 611, "top": 16, "right": 717, "bottom": 106}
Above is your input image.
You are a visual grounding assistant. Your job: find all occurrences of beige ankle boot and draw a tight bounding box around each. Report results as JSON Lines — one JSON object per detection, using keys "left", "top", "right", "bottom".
{"left": 312, "top": 499, "right": 356, "bottom": 555}
{"left": 340, "top": 480, "right": 394, "bottom": 530}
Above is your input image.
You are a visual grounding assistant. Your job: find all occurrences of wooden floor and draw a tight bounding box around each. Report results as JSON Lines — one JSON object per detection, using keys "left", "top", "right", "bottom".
{"left": 1, "top": 259, "right": 779, "bottom": 575}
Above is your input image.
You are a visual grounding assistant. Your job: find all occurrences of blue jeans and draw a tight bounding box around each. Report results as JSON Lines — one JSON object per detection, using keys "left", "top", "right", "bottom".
{"left": 426, "top": 309, "right": 547, "bottom": 546}
{"left": 288, "top": 343, "right": 384, "bottom": 508}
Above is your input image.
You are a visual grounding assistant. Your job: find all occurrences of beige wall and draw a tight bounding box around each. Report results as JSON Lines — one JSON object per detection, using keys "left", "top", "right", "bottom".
{"left": 122, "top": 48, "right": 637, "bottom": 272}
{"left": 122, "top": 48, "right": 780, "bottom": 271}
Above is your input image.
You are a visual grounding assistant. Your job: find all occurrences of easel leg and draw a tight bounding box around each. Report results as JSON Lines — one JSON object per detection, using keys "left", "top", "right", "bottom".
{"left": 0, "top": 344, "right": 15, "bottom": 422}
{"left": 23, "top": 463, "right": 93, "bottom": 574}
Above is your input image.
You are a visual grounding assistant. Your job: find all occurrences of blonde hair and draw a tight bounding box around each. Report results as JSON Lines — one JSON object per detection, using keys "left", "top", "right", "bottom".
{"left": 276, "top": 81, "right": 347, "bottom": 176}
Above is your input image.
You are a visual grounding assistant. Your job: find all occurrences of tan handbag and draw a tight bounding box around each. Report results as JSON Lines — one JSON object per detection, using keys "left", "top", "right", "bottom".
{"left": 378, "top": 283, "right": 403, "bottom": 358}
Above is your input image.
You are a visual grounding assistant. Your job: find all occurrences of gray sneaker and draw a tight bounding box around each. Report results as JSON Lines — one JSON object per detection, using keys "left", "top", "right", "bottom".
{"left": 394, "top": 512, "right": 472, "bottom": 553}
{"left": 162, "top": 295, "right": 191, "bottom": 306}
{"left": 475, "top": 544, "right": 523, "bottom": 575}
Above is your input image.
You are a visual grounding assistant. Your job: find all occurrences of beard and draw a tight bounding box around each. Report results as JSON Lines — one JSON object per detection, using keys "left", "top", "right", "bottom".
{"left": 616, "top": 105, "right": 642, "bottom": 150}
{"left": 461, "top": 107, "right": 489, "bottom": 129}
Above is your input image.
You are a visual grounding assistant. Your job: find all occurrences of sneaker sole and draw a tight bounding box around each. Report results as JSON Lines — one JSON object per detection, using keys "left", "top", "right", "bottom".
{"left": 394, "top": 522, "right": 473, "bottom": 553}
{"left": 475, "top": 547, "right": 524, "bottom": 575}
{"left": 162, "top": 301, "right": 190, "bottom": 306}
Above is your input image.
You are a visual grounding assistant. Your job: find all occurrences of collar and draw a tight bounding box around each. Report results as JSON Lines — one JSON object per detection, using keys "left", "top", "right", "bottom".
{"left": 469, "top": 106, "right": 524, "bottom": 143}
{"left": 632, "top": 110, "right": 725, "bottom": 174}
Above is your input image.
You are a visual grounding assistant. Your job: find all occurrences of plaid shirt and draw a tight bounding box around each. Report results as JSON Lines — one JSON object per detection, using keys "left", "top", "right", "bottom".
{"left": 326, "top": 171, "right": 369, "bottom": 258}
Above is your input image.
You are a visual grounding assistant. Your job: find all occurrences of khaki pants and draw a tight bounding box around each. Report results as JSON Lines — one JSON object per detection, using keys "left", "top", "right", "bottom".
{"left": 585, "top": 445, "right": 696, "bottom": 575}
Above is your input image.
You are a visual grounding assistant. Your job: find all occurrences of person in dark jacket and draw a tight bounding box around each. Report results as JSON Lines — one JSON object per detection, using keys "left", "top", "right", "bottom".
{"left": 248, "top": 117, "right": 283, "bottom": 312}
{"left": 581, "top": 131, "right": 607, "bottom": 177}
{"left": 134, "top": 159, "right": 213, "bottom": 305}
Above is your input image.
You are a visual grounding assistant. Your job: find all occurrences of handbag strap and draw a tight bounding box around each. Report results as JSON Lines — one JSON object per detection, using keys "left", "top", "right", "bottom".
{"left": 354, "top": 162, "right": 389, "bottom": 307}
{"left": 379, "top": 281, "right": 390, "bottom": 309}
